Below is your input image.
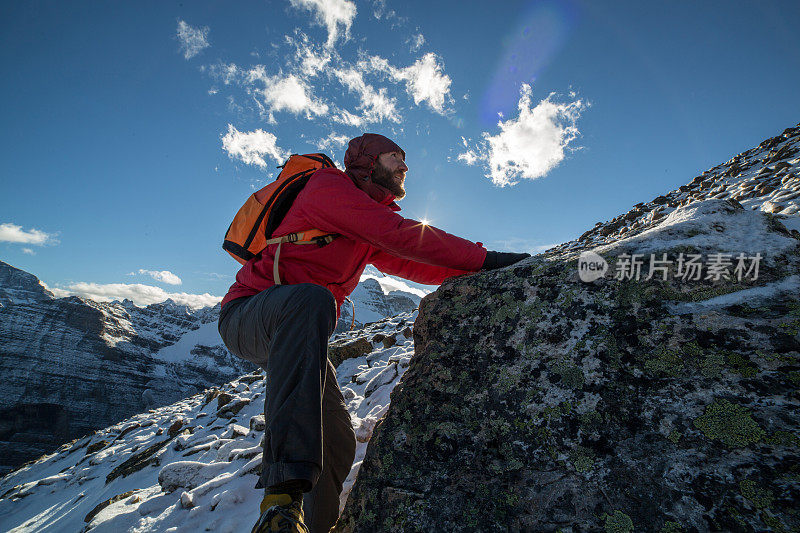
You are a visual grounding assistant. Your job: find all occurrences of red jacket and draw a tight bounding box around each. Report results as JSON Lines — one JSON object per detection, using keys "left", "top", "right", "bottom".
{"left": 221, "top": 167, "right": 487, "bottom": 315}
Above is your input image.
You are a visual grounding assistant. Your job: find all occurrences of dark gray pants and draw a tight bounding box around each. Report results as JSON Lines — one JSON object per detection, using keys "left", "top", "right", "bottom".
{"left": 218, "top": 283, "right": 357, "bottom": 533}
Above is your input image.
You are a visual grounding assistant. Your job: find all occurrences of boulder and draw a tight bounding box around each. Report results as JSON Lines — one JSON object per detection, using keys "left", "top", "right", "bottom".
{"left": 337, "top": 200, "right": 800, "bottom": 532}
{"left": 329, "top": 337, "right": 373, "bottom": 367}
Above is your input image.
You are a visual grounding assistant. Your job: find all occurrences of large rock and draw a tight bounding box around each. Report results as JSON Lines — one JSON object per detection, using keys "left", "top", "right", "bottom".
{"left": 337, "top": 200, "right": 800, "bottom": 532}
{"left": 329, "top": 337, "right": 374, "bottom": 367}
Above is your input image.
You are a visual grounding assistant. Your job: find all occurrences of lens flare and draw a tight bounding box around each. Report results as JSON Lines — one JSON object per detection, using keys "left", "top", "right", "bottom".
{"left": 480, "top": 0, "right": 578, "bottom": 126}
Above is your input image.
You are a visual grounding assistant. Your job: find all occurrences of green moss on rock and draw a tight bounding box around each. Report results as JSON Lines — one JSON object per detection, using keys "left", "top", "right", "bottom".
{"left": 764, "top": 430, "right": 800, "bottom": 448}
{"left": 725, "top": 351, "right": 759, "bottom": 378}
{"left": 570, "top": 445, "right": 595, "bottom": 473}
{"left": 579, "top": 411, "right": 603, "bottom": 433}
{"left": 693, "top": 399, "right": 765, "bottom": 447}
{"left": 761, "top": 510, "right": 789, "bottom": 532}
{"left": 739, "top": 479, "right": 775, "bottom": 509}
{"left": 660, "top": 521, "right": 683, "bottom": 533}
{"left": 604, "top": 510, "right": 634, "bottom": 533}
{"left": 700, "top": 351, "right": 725, "bottom": 378}
{"left": 555, "top": 360, "right": 585, "bottom": 389}
{"left": 644, "top": 346, "right": 684, "bottom": 377}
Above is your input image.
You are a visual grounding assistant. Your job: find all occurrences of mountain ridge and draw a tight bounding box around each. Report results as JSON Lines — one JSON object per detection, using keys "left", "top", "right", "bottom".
{"left": 0, "top": 259, "right": 426, "bottom": 474}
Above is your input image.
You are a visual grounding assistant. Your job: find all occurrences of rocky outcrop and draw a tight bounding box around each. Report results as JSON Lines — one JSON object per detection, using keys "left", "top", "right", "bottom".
{"left": 337, "top": 124, "right": 800, "bottom": 532}
{"left": 339, "top": 200, "right": 800, "bottom": 532}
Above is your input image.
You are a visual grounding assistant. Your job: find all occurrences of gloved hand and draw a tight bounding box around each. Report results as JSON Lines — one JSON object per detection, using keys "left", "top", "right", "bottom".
{"left": 481, "top": 251, "right": 531, "bottom": 271}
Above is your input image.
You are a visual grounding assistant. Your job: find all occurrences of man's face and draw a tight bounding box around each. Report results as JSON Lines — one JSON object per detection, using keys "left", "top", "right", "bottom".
{"left": 371, "top": 151, "right": 408, "bottom": 199}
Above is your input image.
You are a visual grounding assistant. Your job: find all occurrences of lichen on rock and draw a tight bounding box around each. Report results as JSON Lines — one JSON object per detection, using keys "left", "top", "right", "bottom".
{"left": 693, "top": 399, "right": 765, "bottom": 448}
{"left": 336, "top": 197, "right": 800, "bottom": 532}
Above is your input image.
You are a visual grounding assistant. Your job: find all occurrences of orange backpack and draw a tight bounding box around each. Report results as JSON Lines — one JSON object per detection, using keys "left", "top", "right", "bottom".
{"left": 223, "top": 153, "right": 338, "bottom": 283}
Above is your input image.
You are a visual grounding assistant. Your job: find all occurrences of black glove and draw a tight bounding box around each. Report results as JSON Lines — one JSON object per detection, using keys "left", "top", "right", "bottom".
{"left": 481, "top": 251, "right": 531, "bottom": 271}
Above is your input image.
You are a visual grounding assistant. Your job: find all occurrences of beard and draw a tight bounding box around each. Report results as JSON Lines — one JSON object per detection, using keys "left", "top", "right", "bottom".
{"left": 370, "top": 161, "right": 406, "bottom": 199}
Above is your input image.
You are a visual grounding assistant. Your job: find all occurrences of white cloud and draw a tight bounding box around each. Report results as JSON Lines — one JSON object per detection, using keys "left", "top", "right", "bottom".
{"left": 208, "top": 62, "right": 240, "bottom": 85}
{"left": 0, "top": 223, "right": 56, "bottom": 245}
{"left": 332, "top": 108, "right": 366, "bottom": 127}
{"left": 369, "top": 0, "right": 396, "bottom": 20}
{"left": 221, "top": 124, "right": 291, "bottom": 168}
{"left": 457, "top": 149, "right": 478, "bottom": 165}
{"left": 458, "top": 84, "right": 587, "bottom": 187}
{"left": 332, "top": 67, "right": 400, "bottom": 124}
{"left": 246, "top": 66, "right": 329, "bottom": 121}
{"left": 409, "top": 33, "right": 425, "bottom": 52}
{"left": 315, "top": 132, "right": 351, "bottom": 153}
{"left": 177, "top": 20, "right": 210, "bottom": 60}
{"left": 201, "top": 272, "right": 232, "bottom": 281}
{"left": 137, "top": 269, "right": 182, "bottom": 285}
{"left": 365, "top": 53, "right": 452, "bottom": 115}
{"left": 49, "top": 282, "right": 221, "bottom": 309}
{"left": 288, "top": 33, "right": 332, "bottom": 75}
{"left": 393, "top": 53, "right": 452, "bottom": 114}
{"left": 371, "top": 0, "right": 386, "bottom": 18}
{"left": 22, "top": 248, "right": 35, "bottom": 255}
{"left": 205, "top": 28, "right": 453, "bottom": 134}
{"left": 288, "top": 0, "right": 357, "bottom": 48}
{"left": 267, "top": 75, "right": 329, "bottom": 116}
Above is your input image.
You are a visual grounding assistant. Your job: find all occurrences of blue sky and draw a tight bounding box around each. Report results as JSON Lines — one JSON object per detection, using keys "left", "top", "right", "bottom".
{"left": 2, "top": 0, "right": 799, "bottom": 307}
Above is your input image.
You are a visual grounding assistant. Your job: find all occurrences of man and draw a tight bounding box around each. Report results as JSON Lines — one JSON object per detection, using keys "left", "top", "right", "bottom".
{"left": 218, "top": 133, "right": 529, "bottom": 533}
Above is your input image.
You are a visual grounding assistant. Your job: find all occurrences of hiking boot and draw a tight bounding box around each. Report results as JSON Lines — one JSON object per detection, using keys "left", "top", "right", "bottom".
{"left": 251, "top": 493, "right": 309, "bottom": 533}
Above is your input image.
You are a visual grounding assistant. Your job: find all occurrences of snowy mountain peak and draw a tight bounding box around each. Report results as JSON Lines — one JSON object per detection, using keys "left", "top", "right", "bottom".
{"left": 359, "top": 264, "right": 433, "bottom": 299}
{"left": 0, "top": 261, "right": 54, "bottom": 305}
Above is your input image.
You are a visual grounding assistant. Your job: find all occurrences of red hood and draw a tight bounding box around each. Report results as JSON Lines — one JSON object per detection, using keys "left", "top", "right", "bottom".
{"left": 343, "top": 133, "right": 405, "bottom": 192}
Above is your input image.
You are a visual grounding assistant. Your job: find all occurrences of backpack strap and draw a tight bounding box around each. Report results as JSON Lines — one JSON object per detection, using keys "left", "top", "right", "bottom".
{"left": 264, "top": 230, "right": 338, "bottom": 284}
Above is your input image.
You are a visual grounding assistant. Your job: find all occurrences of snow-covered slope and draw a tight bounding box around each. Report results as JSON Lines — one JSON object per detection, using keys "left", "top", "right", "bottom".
{"left": 0, "top": 259, "right": 432, "bottom": 475}
{"left": 3, "top": 122, "right": 798, "bottom": 532}
{"left": 0, "top": 313, "right": 416, "bottom": 533}
{"left": 550, "top": 122, "right": 800, "bottom": 254}
{"left": 0, "top": 262, "right": 258, "bottom": 475}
